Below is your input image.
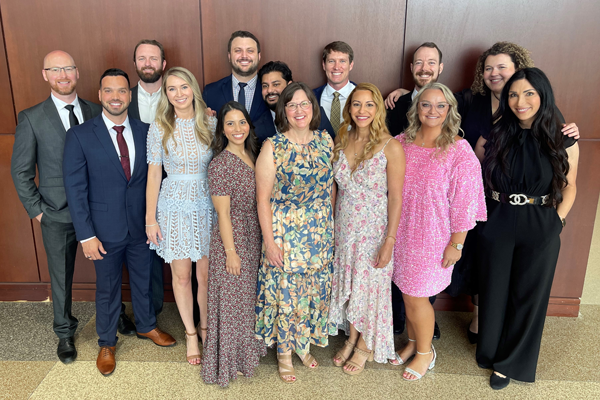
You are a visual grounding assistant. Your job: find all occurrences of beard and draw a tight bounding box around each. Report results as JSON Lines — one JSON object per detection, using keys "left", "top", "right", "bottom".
{"left": 231, "top": 59, "right": 259, "bottom": 78}
{"left": 137, "top": 66, "right": 163, "bottom": 84}
{"left": 101, "top": 100, "right": 128, "bottom": 117}
{"left": 414, "top": 71, "right": 439, "bottom": 89}
{"left": 263, "top": 92, "right": 280, "bottom": 111}
{"left": 50, "top": 81, "right": 76, "bottom": 96}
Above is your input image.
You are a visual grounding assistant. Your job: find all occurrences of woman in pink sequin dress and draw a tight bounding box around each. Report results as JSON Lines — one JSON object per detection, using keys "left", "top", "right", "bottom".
{"left": 392, "top": 83, "right": 486, "bottom": 381}
{"left": 328, "top": 83, "right": 405, "bottom": 374}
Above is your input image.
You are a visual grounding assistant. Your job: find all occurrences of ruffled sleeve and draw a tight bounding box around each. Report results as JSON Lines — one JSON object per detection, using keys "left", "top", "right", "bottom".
{"left": 448, "top": 140, "right": 487, "bottom": 232}
{"left": 147, "top": 122, "right": 163, "bottom": 165}
{"left": 208, "top": 152, "right": 232, "bottom": 197}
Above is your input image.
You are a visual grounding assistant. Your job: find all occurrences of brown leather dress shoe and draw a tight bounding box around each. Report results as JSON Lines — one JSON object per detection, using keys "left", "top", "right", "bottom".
{"left": 96, "top": 346, "right": 116, "bottom": 376}
{"left": 136, "top": 328, "right": 176, "bottom": 347}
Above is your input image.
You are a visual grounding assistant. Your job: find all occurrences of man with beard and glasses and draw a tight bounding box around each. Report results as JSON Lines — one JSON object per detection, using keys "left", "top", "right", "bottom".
{"left": 129, "top": 39, "right": 166, "bottom": 124}
{"left": 11, "top": 50, "right": 101, "bottom": 364}
{"left": 258, "top": 60, "right": 334, "bottom": 139}
{"left": 203, "top": 30, "right": 272, "bottom": 141}
{"left": 126, "top": 39, "right": 167, "bottom": 321}
{"left": 386, "top": 42, "right": 444, "bottom": 136}
{"left": 63, "top": 68, "right": 176, "bottom": 376}
{"left": 384, "top": 42, "right": 444, "bottom": 341}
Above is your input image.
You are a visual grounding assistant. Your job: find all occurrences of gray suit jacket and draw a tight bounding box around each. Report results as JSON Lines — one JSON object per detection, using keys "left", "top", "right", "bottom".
{"left": 11, "top": 96, "right": 101, "bottom": 224}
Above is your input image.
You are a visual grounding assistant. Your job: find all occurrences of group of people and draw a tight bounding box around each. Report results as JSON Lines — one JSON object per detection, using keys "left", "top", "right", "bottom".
{"left": 10, "top": 30, "right": 579, "bottom": 391}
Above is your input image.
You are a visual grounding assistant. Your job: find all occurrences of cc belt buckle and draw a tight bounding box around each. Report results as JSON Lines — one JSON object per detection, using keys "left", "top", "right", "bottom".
{"left": 509, "top": 193, "right": 528, "bottom": 205}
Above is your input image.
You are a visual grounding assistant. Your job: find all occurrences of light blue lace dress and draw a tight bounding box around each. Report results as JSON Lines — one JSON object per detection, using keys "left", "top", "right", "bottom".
{"left": 147, "top": 117, "right": 216, "bottom": 263}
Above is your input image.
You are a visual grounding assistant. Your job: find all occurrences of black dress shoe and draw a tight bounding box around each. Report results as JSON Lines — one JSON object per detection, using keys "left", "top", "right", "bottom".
{"left": 432, "top": 321, "right": 441, "bottom": 340}
{"left": 57, "top": 336, "right": 77, "bottom": 364}
{"left": 118, "top": 312, "right": 136, "bottom": 336}
{"left": 490, "top": 372, "right": 510, "bottom": 390}
{"left": 468, "top": 328, "right": 478, "bottom": 344}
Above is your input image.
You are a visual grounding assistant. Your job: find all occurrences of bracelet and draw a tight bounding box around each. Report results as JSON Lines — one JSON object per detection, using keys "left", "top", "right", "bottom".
{"left": 224, "top": 248, "right": 235, "bottom": 252}
{"left": 145, "top": 223, "right": 158, "bottom": 227}
{"left": 385, "top": 236, "right": 396, "bottom": 242}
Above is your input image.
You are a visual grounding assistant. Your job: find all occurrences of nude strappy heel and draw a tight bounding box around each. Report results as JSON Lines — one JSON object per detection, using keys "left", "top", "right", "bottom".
{"left": 184, "top": 330, "right": 201, "bottom": 365}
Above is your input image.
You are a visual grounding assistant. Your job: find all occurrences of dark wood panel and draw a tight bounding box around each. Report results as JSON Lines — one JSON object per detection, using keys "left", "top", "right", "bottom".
{"left": 1, "top": 0, "right": 203, "bottom": 114}
{"left": 551, "top": 140, "right": 600, "bottom": 298}
{"left": 403, "top": 0, "right": 600, "bottom": 139}
{"left": 0, "top": 18, "right": 16, "bottom": 133}
{"left": 0, "top": 134, "right": 40, "bottom": 282}
{"left": 200, "top": 0, "right": 407, "bottom": 96}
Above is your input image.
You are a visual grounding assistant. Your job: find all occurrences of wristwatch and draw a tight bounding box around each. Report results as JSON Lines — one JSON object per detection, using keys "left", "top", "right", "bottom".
{"left": 449, "top": 241, "right": 464, "bottom": 251}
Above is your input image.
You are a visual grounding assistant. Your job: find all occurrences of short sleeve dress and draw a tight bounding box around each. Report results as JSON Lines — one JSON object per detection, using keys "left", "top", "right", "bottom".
{"left": 202, "top": 150, "right": 266, "bottom": 388}
{"left": 146, "top": 116, "right": 216, "bottom": 263}
{"left": 393, "top": 134, "right": 487, "bottom": 297}
{"left": 255, "top": 130, "right": 335, "bottom": 355}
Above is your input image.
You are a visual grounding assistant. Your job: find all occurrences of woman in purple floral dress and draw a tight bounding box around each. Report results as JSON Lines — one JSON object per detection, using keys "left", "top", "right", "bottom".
{"left": 328, "top": 83, "right": 405, "bottom": 374}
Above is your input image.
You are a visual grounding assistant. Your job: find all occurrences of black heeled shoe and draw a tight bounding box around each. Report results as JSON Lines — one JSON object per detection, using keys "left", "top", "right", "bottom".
{"left": 490, "top": 372, "right": 510, "bottom": 390}
{"left": 467, "top": 328, "right": 478, "bottom": 344}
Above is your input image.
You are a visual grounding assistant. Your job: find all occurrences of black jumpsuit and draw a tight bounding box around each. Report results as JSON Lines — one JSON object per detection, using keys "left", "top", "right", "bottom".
{"left": 476, "top": 128, "right": 575, "bottom": 382}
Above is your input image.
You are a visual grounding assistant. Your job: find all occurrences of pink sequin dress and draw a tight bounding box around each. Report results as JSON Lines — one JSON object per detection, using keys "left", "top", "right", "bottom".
{"left": 328, "top": 139, "right": 396, "bottom": 363}
{"left": 393, "top": 134, "right": 486, "bottom": 297}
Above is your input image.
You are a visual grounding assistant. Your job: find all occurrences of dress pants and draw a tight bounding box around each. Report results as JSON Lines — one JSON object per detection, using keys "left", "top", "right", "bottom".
{"left": 40, "top": 218, "right": 79, "bottom": 338}
{"left": 151, "top": 250, "right": 164, "bottom": 315}
{"left": 93, "top": 233, "right": 156, "bottom": 347}
{"left": 392, "top": 282, "right": 436, "bottom": 331}
{"left": 476, "top": 200, "right": 562, "bottom": 382}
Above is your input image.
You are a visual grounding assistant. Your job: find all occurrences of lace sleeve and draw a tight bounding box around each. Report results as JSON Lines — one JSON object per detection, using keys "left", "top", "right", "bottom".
{"left": 207, "top": 116, "right": 217, "bottom": 136}
{"left": 147, "top": 122, "right": 164, "bottom": 165}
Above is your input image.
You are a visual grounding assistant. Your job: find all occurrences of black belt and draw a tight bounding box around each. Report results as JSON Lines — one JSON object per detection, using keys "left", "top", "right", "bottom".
{"left": 487, "top": 190, "right": 550, "bottom": 206}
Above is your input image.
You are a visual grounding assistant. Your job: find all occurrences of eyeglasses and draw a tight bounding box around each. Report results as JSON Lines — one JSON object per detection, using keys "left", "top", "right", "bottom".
{"left": 43, "top": 66, "right": 77, "bottom": 74}
{"left": 285, "top": 101, "right": 312, "bottom": 111}
{"left": 419, "top": 101, "right": 450, "bottom": 113}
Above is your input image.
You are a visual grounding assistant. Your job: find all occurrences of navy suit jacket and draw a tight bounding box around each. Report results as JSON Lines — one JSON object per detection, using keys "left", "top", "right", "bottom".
{"left": 63, "top": 113, "right": 150, "bottom": 243}
{"left": 313, "top": 82, "right": 356, "bottom": 138}
{"left": 203, "top": 74, "right": 276, "bottom": 142}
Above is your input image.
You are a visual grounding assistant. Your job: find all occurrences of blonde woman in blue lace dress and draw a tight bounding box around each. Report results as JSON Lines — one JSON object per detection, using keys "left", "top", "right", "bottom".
{"left": 146, "top": 67, "right": 216, "bottom": 365}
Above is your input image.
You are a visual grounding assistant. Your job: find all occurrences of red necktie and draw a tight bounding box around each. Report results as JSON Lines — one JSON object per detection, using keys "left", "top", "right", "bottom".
{"left": 114, "top": 125, "right": 131, "bottom": 181}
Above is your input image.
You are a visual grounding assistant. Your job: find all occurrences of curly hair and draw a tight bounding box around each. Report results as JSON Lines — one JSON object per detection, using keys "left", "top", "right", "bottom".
{"left": 332, "top": 83, "right": 389, "bottom": 174}
{"left": 471, "top": 42, "right": 534, "bottom": 95}
{"left": 404, "top": 82, "right": 463, "bottom": 155}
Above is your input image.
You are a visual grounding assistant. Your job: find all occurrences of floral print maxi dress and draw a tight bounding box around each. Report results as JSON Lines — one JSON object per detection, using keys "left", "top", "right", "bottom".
{"left": 202, "top": 150, "right": 266, "bottom": 388}
{"left": 327, "top": 140, "right": 396, "bottom": 363}
{"left": 255, "top": 130, "right": 335, "bottom": 355}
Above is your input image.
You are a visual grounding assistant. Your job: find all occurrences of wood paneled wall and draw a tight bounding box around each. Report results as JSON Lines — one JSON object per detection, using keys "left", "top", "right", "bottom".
{"left": 0, "top": 0, "right": 598, "bottom": 316}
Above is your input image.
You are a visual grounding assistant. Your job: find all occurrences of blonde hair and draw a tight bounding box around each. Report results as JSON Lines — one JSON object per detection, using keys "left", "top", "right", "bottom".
{"left": 404, "top": 82, "right": 462, "bottom": 154}
{"left": 471, "top": 42, "right": 534, "bottom": 95}
{"left": 155, "top": 67, "right": 212, "bottom": 154}
{"left": 332, "top": 83, "right": 389, "bottom": 174}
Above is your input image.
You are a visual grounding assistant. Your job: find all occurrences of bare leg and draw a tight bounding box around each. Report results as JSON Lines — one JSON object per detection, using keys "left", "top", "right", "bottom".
{"left": 403, "top": 294, "right": 435, "bottom": 380}
{"left": 333, "top": 323, "right": 359, "bottom": 365}
{"left": 470, "top": 295, "right": 479, "bottom": 334}
{"left": 196, "top": 256, "right": 209, "bottom": 343}
{"left": 171, "top": 258, "right": 199, "bottom": 364}
{"left": 392, "top": 320, "right": 417, "bottom": 364}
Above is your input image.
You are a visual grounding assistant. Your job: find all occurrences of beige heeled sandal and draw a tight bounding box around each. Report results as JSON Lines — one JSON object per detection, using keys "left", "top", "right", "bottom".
{"left": 333, "top": 340, "right": 356, "bottom": 367}
{"left": 343, "top": 346, "right": 374, "bottom": 376}
{"left": 184, "top": 330, "right": 201, "bottom": 365}
{"left": 276, "top": 354, "right": 296, "bottom": 384}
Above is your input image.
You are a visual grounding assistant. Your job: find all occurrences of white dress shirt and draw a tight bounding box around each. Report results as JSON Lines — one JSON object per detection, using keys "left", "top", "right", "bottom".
{"left": 50, "top": 94, "right": 84, "bottom": 131}
{"left": 137, "top": 82, "right": 161, "bottom": 124}
{"left": 320, "top": 81, "right": 356, "bottom": 124}
{"left": 411, "top": 88, "right": 419, "bottom": 101}
{"left": 81, "top": 114, "right": 136, "bottom": 243}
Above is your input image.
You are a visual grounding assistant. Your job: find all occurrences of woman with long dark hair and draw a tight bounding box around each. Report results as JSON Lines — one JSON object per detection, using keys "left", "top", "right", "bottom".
{"left": 476, "top": 68, "right": 579, "bottom": 389}
{"left": 202, "top": 101, "right": 265, "bottom": 387}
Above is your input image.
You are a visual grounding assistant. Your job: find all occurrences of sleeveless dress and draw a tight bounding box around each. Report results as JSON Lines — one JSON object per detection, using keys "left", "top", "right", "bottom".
{"left": 146, "top": 117, "right": 216, "bottom": 263}
{"left": 255, "top": 130, "right": 335, "bottom": 355}
{"left": 327, "top": 139, "right": 396, "bottom": 363}
{"left": 202, "top": 150, "right": 266, "bottom": 388}
{"left": 393, "top": 134, "right": 486, "bottom": 297}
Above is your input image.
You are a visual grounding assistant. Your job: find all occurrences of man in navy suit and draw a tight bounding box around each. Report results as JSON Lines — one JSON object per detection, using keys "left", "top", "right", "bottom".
{"left": 258, "top": 60, "right": 334, "bottom": 138}
{"left": 63, "top": 69, "right": 175, "bottom": 376}
{"left": 313, "top": 41, "right": 356, "bottom": 137}
{"left": 202, "top": 30, "right": 273, "bottom": 142}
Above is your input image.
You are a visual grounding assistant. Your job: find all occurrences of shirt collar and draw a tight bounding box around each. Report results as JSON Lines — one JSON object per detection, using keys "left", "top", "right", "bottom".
{"left": 51, "top": 93, "right": 80, "bottom": 110}
{"left": 101, "top": 112, "right": 131, "bottom": 133}
{"left": 324, "top": 81, "right": 354, "bottom": 98}
{"left": 411, "top": 88, "right": 419, "bottom": 101}
{"left": 232, "top": 74, "right": 258, "bottom": 91}
{"left": 137, "top": 81, "right": 161, "bottom": 97}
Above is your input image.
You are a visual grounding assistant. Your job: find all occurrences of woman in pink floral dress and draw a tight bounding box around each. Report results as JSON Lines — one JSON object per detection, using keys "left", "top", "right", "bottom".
{"left": 392, "top": 82, "right": 486, "bottom": 381}
{"left": 328, "top": 83, "right": 405, "bottom": 375}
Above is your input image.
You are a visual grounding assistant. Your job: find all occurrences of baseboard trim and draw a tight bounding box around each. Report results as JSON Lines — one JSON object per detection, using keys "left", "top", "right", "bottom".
{"left": 0, "top": 283, "right": 580, "bottom": 317}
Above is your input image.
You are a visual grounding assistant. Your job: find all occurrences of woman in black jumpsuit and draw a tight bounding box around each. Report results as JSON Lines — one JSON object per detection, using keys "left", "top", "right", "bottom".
{"left": 476, "top": 68, "right": 579, "bottom": 390}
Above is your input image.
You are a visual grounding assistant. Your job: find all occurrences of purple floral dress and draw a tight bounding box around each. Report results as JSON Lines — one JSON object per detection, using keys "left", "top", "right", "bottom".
{"left": 328, "top": 139, "right": 396, "bottom": 363}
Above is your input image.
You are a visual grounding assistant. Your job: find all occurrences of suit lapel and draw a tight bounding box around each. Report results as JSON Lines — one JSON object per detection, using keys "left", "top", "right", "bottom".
{"left": 250, "top": 85, "right": 266, "bottom": 120}
{"left": 93, "top": 115, "right": 128, "bottom": 181}
{"left": 42, "top": 97, "right": 67, "bottom": 140}
{"left": 129, "top": 118, "right": 146, "bottom": 181}
{"left": 221, "top": 75, "right": 234, "bottom": 103}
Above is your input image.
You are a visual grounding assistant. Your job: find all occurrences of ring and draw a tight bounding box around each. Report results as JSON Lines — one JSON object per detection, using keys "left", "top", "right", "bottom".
{"left": 86, "top": 256, "right": 92, "bottom": 259}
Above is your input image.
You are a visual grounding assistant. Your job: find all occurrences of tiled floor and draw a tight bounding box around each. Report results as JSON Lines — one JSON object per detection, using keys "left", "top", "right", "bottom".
{"left": 1, "top": 302, "right": 599, "bottom": 399}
